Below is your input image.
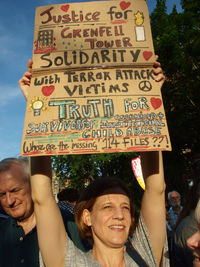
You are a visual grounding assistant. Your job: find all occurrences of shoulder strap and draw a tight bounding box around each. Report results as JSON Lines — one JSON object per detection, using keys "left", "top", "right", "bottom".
{"left": 125, "top": 241, "right": 148, "bottom": 267}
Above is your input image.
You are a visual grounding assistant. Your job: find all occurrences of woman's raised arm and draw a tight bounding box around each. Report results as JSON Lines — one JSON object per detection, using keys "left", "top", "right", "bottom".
{"left": 140, "top": 151, "right": 166, "bottom": 265}
{"left": 30, "top": 156, "right": 66, "bottom": 267}
{"left": 19, "top": 61, "right": 66, "bottom": 266}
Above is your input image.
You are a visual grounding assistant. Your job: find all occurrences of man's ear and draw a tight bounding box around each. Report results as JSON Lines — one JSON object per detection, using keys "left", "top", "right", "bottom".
{"left": 82, "top": 209, "right": 92, "bottom": 226}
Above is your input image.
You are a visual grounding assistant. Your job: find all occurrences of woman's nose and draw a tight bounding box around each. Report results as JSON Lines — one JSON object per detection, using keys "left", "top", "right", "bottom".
{"left": 113, "top": 207, "right": 124, "bottom": 219}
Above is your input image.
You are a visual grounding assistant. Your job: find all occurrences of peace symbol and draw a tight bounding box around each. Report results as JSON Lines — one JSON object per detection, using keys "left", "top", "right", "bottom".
{"left": 139, "top": 81, "right": 152, "bottom": 91}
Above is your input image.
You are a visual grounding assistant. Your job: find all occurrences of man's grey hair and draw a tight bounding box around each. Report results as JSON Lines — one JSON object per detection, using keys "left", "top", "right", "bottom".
{"left": 168, "top": 190, "right": 181, "bottom": 201}
{"left": 0, "top": 158, "right": 30, "bottom": 180}
{"left": 195, "top": 199, "right": 200, "bottom": 224}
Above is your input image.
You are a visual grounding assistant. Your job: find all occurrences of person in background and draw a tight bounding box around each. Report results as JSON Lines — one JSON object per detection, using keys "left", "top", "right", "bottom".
{"left": 172, "top": 187, "right": 199, "bottom": 266}
{"left": 58, "top": 187, "right": 91, "bottom": 252}
{"left": 0, "top": 158, "right": 90, "bottom": 267}
{"left": 58, "top": 187, "right": 79, "bottom": 217}
{"left": 166, "top": 190, "right": 183, "bottom": 262}
{"left": 0, "top": 158, "right": 39, "bottom": 267}
{"left": 187, "top": 199, "right": 200, "bottom": 267}
{"left": 167, "top": 190, "right": 182, "bottom": 232}
{"left": 172, "top": 152, "right": 200, "bottom": 267}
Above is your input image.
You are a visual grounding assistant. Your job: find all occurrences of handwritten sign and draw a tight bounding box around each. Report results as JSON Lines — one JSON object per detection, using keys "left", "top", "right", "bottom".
{"left": 32, "top": 0, "right": 155, "bottom": 71}
{"left": 21, "top": 0, "right": 171, "bottom": 156}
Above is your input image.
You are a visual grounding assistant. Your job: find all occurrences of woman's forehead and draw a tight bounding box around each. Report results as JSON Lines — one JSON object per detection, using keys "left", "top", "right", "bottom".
{"left": 95, "top": 193, "right": 130, "bottom": 204}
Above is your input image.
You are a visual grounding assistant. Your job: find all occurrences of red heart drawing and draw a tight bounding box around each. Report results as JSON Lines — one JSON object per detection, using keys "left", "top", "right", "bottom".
{"left": 61, "top": 4, "right": 70, "bottom": 12}
{"left": 42, "top": 85, "right": 55, "bottom": 96}
{"left": 150, "top": 97, "right": 162, "bottom": 109}
{"left": 143, "top": 51, "right": 153, "bottom": 61}
{"left": 120, "top": 1, "right": 131, "bottom": 10}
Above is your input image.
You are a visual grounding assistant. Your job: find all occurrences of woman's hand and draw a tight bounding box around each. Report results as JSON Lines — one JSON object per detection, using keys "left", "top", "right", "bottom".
{"left": 18, "top": 59, "right": 33, "bottom": 100}
{"left": 153, "top": 55, "right": 165, "bottom": 82}
{"left": 19, "top": 55, "right": 164, "bottom": 100}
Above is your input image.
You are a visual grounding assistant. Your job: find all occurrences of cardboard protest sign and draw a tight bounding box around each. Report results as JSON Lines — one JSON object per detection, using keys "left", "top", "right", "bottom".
{"left": 21, "top": 0, "right": 171, "bottom": 157}
{"left": 32, "top": 0, "right": 155, "bottom": 71}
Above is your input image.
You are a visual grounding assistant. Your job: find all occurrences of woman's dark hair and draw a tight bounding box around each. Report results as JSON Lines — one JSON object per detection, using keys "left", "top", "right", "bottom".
{"left": 75, "top": 176, "right": 136, "bottom": 241}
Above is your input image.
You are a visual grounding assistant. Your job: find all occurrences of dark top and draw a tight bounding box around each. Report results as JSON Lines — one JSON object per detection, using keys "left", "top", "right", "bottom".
{"left": 0, "top": 217, "right": 39, "bottom": 267}
{"left": 0, "top": 210, "right": 90, "bottom": 267}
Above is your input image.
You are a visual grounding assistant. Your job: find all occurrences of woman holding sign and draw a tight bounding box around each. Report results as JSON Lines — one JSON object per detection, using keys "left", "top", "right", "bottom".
{"left": 19, "top": 59, "right": 169, "bottom": 267}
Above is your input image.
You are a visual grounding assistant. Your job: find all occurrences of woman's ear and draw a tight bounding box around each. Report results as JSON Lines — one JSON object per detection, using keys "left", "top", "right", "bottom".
{"left": 82, "top": 209, "right": 92, "bottom": 226}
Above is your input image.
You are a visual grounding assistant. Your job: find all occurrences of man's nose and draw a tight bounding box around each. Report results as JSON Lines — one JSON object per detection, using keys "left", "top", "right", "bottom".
{"left": 6, "top": 193, "right": 15, "bottom": 206}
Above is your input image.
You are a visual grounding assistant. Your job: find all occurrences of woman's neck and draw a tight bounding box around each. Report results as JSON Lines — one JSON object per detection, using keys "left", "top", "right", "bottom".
{"left": 92, "top": 244, "right": 126, "bottom": 267}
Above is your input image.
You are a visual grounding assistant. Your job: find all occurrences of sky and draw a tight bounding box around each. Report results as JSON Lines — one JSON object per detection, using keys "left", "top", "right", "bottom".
{"left": 0, "top": 0, "right": 182, "bottom": 160}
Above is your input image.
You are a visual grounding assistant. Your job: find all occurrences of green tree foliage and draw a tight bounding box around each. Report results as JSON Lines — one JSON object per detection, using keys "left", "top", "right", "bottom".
{"left": 151, "top": 0, "right": 200, "bottom": 194}
{"left": 52, "top": 0, "right": 199, "bottom": 202}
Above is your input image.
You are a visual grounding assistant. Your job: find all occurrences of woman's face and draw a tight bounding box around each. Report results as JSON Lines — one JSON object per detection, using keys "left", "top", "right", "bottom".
{"left": 84, "top": 193, "right": 131, "bottom": 249}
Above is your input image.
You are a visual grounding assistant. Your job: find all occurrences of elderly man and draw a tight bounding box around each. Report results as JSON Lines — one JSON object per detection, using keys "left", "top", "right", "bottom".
{"left": 187, "top": 200, "right": 200, "bottom": 266}
{"left": 0, "top": 158, "right": 39, "bottom": 267}
{"left": 167, "top": 190, "right": 182, "bottom": 231}
{"left": 0, "top": 158, "right": 89, "bottom": 267}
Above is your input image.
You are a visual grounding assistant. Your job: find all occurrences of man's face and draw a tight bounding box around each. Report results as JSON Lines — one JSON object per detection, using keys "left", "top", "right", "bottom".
{"left": 169, "top": 192, "right": 181, "bottom": 208}
{"left": 0, "top": 164, "right": 33, "bottom": 221}
{"left": 187, "top": 226, "right": 200, "bottom": 267}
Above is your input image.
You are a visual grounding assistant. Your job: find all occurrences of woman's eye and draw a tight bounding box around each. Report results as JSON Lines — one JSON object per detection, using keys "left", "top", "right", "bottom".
{"left": 123, "top": 206, "right": 130, "bottom": 210}
{"left": 104, "top": 206, "right": 111, "bottom": 209}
